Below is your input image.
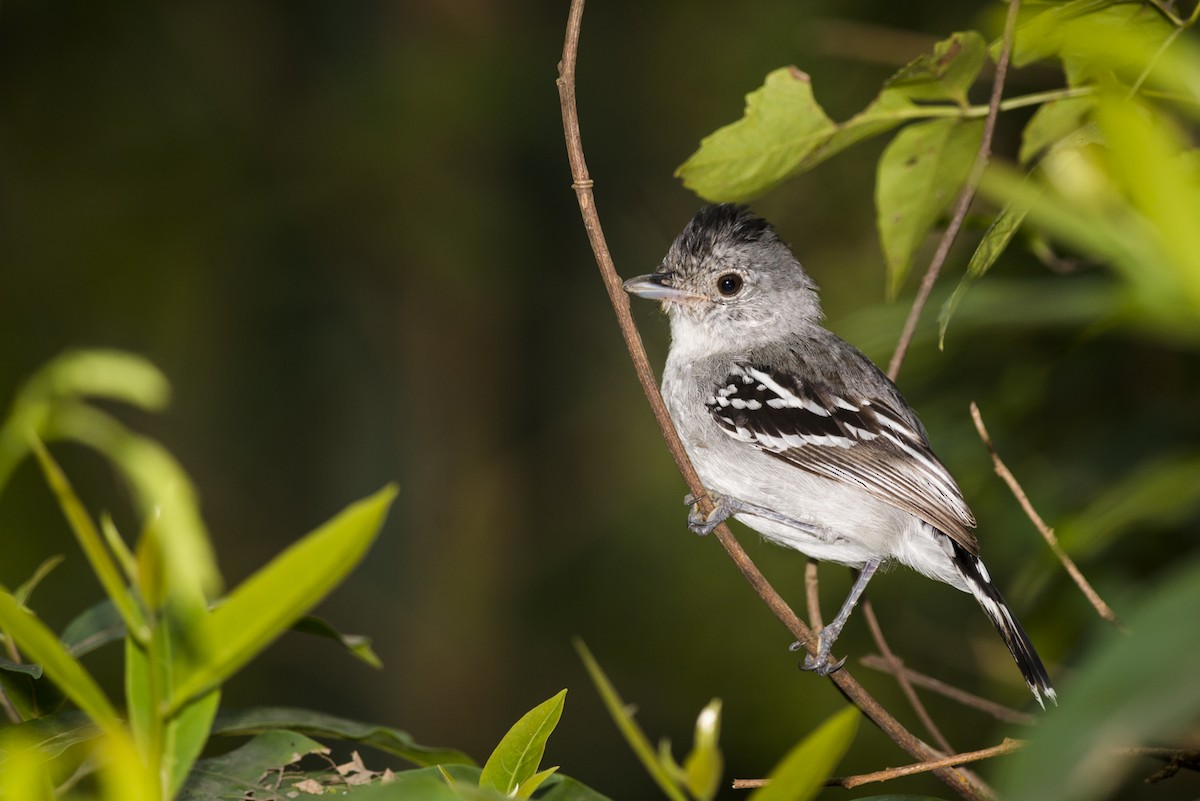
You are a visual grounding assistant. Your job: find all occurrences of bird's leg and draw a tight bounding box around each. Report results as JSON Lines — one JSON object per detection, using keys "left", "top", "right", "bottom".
{"left": 684, "top": 492, "right": 821, "bottom": 537}
{"left": 800, "top": 558, "right": 882, "bottom": 676}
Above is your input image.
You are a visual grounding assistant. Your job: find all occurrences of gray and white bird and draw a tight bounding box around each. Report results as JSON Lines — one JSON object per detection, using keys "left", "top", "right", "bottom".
{"left": 624, "top": 204, "right": 1056, "bottom": 707}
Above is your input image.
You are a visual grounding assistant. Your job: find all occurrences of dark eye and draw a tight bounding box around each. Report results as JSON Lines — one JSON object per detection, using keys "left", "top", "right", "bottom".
{"left": 717, "top": 273, "right": 743, "bottom": 296}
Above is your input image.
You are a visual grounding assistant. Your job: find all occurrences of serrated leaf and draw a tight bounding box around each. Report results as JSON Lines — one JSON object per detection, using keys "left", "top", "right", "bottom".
{"left": 677, "top": 67, "right": 837, "bottom": 202}
{"left": 1000, "top": 555, "right": 1200, "bottom": 801}
{"left": 1019, "top": 96, "right": 1096, "bottom": 165}
{"left": 748, "top": 706, "right": 859, "bottom": 801}
{"left": 479, "top": 689, "right": 566, "bottom": 795}
{"left": 168, "top": 485, "right": 396, "bottom": 712}
{"left": 939, "top": 198, "right": 1031, "bottom": 347}
{"left": 877, "top": 117, "right": 984, "bottom": 296}
{"left": 213, "top": 706, "right": 475, "bottom": 767}
{"left": 886, "top": 31, "right": 987, "bottom": 105}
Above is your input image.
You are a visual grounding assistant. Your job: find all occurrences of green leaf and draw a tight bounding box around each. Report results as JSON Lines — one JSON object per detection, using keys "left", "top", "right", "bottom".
{"left": 748, "top": 706, "right": 859, "bottom": 801}
{"left": 29, "top": 439, "right": 150, "bottom": 643}
{"left": 677, "top": 67, "right": 837, "bottom": 202}
{"left": 344, "top": 765, "right": 485, "bottom": 801}
{"left": 999, "top": 555, "right": 1200, "bottom": 801}
{"left": 682, "top": 700, "right": 723, "bottom": 801}
{"left": 213, "top": 706, "right": 475, "bottom": 767}
{"left": 163, "top": 690, "right": 221, "bottom": 797}
{"left": 169, "top": 485, "right": 397, "bottom": 711}
{"left": 291, "top": 614, "right": 383, "bottom": 668}
{"left": 0, "top": 711, "right": 99, "bottom": 759}
{"left": 13, "top": 557, "right": 64, "bottom": 608}
{"left": 0, "top": 590, "right": 122, "bottom": 734}
{"left": 177, "top": 729, "right": 329, "bottom": 801}
{"left": 479, "top": 689, "right": 566, "bottom": 796}
{"left": 938, "top": 198, "right": 1031, "bottom": 347}
{"left": 60, "top": 599, "right": 125, "bottom": 658}
{"left": 1019, "top": 96, "right": 1096, "bottom": 165}
{"left": 886, "top": 31, "right": 987, "bottom": 105}
{"left": 574, "top": 640, "right": 689, "bottom": 801}
{"left": 876, "top": 117, "right": 984, "bottom": 296}
{"left": 516, "top": 765, "right": 559, "bottom": 799}
{"left": 531, "top": 775, "right": 617, "bottom": 801}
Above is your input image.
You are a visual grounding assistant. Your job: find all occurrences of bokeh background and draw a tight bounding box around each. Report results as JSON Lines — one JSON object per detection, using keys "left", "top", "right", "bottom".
{"left": 2, "top": 1, "right": 1198, "bottom": 799}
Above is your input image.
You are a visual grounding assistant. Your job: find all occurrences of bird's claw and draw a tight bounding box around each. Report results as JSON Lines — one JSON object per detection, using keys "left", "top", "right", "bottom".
{"left": 684, "top": 493, "right": 728, "bottom": 536}
{"left": 800, "top": 653, "right": 847, "bottom": 676}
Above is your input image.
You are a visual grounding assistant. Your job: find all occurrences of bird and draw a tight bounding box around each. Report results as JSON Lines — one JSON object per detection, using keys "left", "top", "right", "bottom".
{"left": 623, "top": 203, "right": 1056, "bottom": 707}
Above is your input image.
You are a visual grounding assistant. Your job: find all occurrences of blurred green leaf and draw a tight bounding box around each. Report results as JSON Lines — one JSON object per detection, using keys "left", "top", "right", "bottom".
{"left": 0, "top": 590, "right": 122, "bottom": 735}
{"left": 479, "top": 689, "right": 566, "bottom": 796}
{"left": 532, "top": 774, "right": 617, "bottom": 801}
{"left": 1095, "top": 93, "right": 1200, "bottom": 316}
{"left": 516, "top": 766, "right": 559, "bottom": 799}
{"left": 60, "top": 600, "right": 124, "bottom": 658}
{"left": 748, "top": 706, "right": 859, "bottom": 801}
{"left": 164, "top": 690, "right": 221, "bottom": 797}
{"left": 886, "top": 31, "right": 986, "bottom": 105}
{"left": 0, "top": 742, "right": 55, "bottom": 801}
{"left": 169, "top": 484, "right": 396, "bottom": 712}
{"left": 213, "top": 707, "right": 474, "bottom": 767}
{"left": 938, "top": 198, "right": 1030, "bottom": 347}
{"left": 682, "top": 700, "right": 723, "bottom": 801}
{"left": 1019, "top": 96, "right": 1096, "bottom": 165}
{"left": 0, "top": 710, "right": 98, "bottom": 760}
{"left": 1058, "top": 451, "right": 1200, "bottom": 557}
{"left": 13, "top": 557, "right": 64, "bottom": 608}
{"left": 0, "top": 350, "right": 168, "bottom": 492}
{"left": 575, "top": 639, "right": 689, "bottom": 801}
{"left": 876, "top": 117, "right": 984, "bottom": 296}
{"left": 1000, "top": 555, "right": 1200, "bottom": 801}
{"left": 291, "top": 614, "right": 383, "bottom": 669}
{"left": 30, "top": 439, "right": 149, "bottom": 644}
{"left": 677, "top": 67, "right": 837, "bottom": 202}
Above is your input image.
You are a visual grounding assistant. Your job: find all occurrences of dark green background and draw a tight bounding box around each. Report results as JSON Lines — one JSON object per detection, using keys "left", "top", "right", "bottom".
{"left": 2, "top": 1, "right": 1197, "bottom": 799}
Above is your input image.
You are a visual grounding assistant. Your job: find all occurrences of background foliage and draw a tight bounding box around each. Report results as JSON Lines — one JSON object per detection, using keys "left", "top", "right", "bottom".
{"left": 2, "top": 0, "right": 1198, "bottom": 799}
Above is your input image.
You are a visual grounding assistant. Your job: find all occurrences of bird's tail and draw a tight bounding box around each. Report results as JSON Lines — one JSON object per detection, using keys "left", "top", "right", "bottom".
{"left": 948, "top": 539, "right": 1057, "bottom": 708}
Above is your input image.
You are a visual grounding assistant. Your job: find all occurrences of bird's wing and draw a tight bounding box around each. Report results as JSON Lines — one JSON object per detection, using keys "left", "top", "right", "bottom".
{"left": 705, "top": 362, "right": 979, "bottom": 554}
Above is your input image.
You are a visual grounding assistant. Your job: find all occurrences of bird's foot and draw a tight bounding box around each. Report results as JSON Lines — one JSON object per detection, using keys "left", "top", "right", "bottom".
{"left": 684, "top": 492, "right": 730, "bottom": 536}
{"left": 798, "top": 630, "right": 846, "bottom": 676}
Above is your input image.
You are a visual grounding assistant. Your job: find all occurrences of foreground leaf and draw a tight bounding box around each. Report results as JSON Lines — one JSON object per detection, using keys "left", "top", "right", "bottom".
{"left": 749, "top": 706, "right": 859, "bottom": 801}
{"left": 479, "top": 689, "right": 566, "bottom": 796}
{"left": 169, "top": 485, "right": 397, "bottom": 711}
{"left": 0, "top": 591, "right": 121, "bottom": 735}
{"left": 213, "top": 706, "right": 474, "bottom": 767}
{"left": 1000, "top": 555, "right": 1200, "bottom": 801}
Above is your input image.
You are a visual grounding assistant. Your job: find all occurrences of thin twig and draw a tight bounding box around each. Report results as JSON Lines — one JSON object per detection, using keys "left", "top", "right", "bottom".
{"left": 863, "top": 0, "right": 1023, "bottom": 752}
{"left": 886, "top": 0, "right": 1023, "bottom": 381}
{"left": 859, "top": 654, "right": 1036, "bottom": 725}
{"left": 804, "top": 559, "right": 823, "bottom": 631}
{"left": 970, "top": 403, "right": 1124, "bottom": 629}
{"left": 556, "top": 3, "right": 989, "bottom": 800}
{"left": 733, "top": 738, "right": 1024, "bottom": 790}
{"left": 861, "top": 603, "right": 954, "bottom": 753}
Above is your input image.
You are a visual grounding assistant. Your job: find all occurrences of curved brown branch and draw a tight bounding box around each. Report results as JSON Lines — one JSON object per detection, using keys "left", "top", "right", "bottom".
{"left": 556, "top": 3, "right": 990, "bottom": 799}
{"left": 859, "top": 654, "right": 1037, "bottom": 726}
{"left": 970, "top": 403, "right": 1124, "bottom": 629}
